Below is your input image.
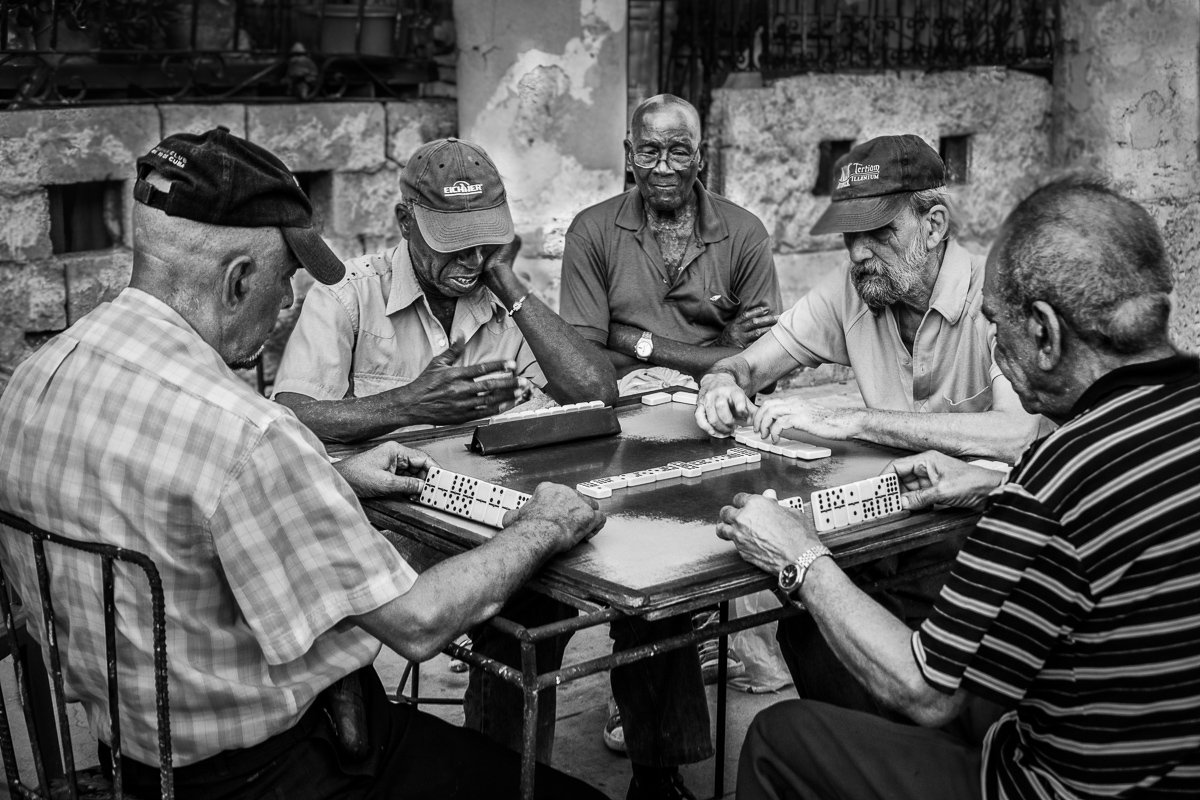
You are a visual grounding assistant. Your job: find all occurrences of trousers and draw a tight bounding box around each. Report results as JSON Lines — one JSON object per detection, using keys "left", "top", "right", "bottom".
{"left": 103, "top": 665, "right": 605, "bottom": 800}
{"left": 737, "top": 696, "right": 1003, "bottom": 800}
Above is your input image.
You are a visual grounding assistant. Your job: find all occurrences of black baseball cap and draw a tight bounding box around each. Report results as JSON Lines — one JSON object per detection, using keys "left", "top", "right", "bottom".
{"left": 400, "top": 137, "right": 514, "bottom": 253}
{"left": 133, "top": 127, "right": 345, "bottom": 284}
{"left": 810, "top": 134, "right": 946, "bottom": 236}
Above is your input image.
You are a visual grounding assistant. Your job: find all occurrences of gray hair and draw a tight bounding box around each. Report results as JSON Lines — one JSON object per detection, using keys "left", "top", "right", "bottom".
{"left": 993, "top": 174, "right": 1173, "bottom": 355}
{"left": 907, "top": 186, "right": 956, "bottom": 241}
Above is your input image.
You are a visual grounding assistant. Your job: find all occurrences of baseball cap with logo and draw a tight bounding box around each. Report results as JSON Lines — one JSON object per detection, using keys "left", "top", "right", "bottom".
{"left": 810, "top": 134, "right": 946, "bottom": 236}
{"left": 133, "top": 126, "right": 345, "bottom": 284}
{"left": 400, "top": 137, "right": 514, "bottom": 253}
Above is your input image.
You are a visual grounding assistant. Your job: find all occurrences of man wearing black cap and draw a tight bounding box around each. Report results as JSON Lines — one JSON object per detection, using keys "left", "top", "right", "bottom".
{"left": 0, "top": 127, "right": 608, "bottom": 799}
{"left": 695, "top": 134, "right": 1046, "bottom": 716}
{"left": 273, "top": 137, "right": 616, "bottom": 444}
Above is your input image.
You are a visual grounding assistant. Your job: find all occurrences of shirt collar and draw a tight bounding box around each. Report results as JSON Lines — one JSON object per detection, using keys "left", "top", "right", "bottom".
{"left": 384, "top": 242, "right": 506, "bottom": 323}
{"left": 925, "top": 240, "right": 972, "bottom": 325}
{"left": 614, "top": 183, "right": 730, "bottom": 243}
{"left": 1069, "top": 353, "right": 1199, "bottom": 418}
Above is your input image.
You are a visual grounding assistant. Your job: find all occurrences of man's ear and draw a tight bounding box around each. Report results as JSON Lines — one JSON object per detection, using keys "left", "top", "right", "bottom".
{"left": 1028, "top": 300, "right": 1063, "bottom": 371}
{"left": 695, "top": 139, "right": 706, "bottom": 172}
{"left": 221, "top": 255, "right": 256, "bottom": 310}
{"left": 924, "top": 205, "right": 949, "bottom": 249}
{"left": 622, "top": 138, "right": 634, "bottom": 170}
{"left": 394, "top": 202, "right": 413, "bottom": 236}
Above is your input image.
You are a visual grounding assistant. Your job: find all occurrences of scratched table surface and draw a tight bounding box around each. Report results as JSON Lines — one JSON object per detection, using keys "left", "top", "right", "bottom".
{"left": 352, "top": 396, "right": 978, "bottom": 618}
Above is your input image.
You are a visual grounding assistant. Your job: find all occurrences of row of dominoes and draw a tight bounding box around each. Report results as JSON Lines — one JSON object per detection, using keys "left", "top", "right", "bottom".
{"left": 415, "top": 466, "right": 531, "bottom": 528}
{"left": 733, "top": 427, "right": 831, "bottom": 460}
{"left": 576, "top": 447, "right": 762, "bottom": 498}
{"left": 810, "top": 473, "right": 904, "bottom": 533}
{"left": 641, "top": 391, "right": 698, "bottom": 406}
{"left": 494, "top": 399, "right": 607, "bottom": 421}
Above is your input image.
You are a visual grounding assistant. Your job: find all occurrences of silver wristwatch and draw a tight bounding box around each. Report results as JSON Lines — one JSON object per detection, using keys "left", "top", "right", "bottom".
{"left": 634, "top": 330, "right": 654, "bottom": 361}
{"left": 778, "top": 545, "right": 833, "bottom": 599}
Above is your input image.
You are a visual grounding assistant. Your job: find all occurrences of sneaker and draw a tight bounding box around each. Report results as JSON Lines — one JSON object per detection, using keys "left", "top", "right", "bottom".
{"left": 447, "top": 634, "right": 471, "bottom": 673}
{"left": 698, "top": 637, "right": 745, "bottom": 685}
{"left": 626, "top": 768, "right": 697, "bottom": 800}
{"left": 602, "top": 696, "right": 627, "bottom": 754}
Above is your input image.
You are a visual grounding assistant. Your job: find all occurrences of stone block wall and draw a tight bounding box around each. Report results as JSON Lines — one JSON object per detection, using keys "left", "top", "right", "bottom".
{"left": 0, "top": 99, "right": 456, "bottom": 390}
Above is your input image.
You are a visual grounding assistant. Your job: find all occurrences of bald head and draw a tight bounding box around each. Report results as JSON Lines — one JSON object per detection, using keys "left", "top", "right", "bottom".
{"left": 992, "top": 175, "right": 1173, "bottom": 355}
{"left": 630, "top": 94, "right": 701, "bottom": 140}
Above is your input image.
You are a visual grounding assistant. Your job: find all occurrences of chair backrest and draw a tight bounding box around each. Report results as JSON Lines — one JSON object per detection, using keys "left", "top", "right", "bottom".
{"left": 0, "top": 509, "right": 174, "bottom": 800}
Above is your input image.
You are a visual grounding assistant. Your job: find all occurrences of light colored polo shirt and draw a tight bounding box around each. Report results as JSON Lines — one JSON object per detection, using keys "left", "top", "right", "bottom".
{"left": 772, "top": 240, "right": 1001, "bottom": 413}
{"left": 274, "top": 244, "right": 545, "bottom": 401}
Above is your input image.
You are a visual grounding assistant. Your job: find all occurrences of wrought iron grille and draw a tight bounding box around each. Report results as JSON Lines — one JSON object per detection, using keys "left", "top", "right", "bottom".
{"left": 0, "top": 0, "right": 446, "bottom": 108}
{"left": 654, "top": 0, "right": 1057, "bottom": 122}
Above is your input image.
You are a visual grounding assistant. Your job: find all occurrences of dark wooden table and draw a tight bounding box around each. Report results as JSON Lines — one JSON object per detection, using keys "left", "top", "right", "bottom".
{"left": 342, "top": 393, "right": 980, "bottom": 798}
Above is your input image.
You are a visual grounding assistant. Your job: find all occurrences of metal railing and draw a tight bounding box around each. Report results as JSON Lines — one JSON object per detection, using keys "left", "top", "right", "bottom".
{"left": 0, "top": 0, "right": 444, "bottom": 108}
{"left": 654, "top": 0, "right": 1057, "bottom": 121}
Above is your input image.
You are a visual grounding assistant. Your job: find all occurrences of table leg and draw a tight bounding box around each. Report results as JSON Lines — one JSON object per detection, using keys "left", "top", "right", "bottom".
{"left": 713, "top": 601, "right": 729, "bottom": 800}
{"left": 519, "top": 636, "right": 539, "bottom": 800}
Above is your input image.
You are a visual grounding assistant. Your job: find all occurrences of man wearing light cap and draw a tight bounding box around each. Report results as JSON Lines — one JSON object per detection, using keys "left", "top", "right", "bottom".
{"left": 0, "top": 127, "right": 608, "bottom": 798}
{"left": 696, "top": 133, "right": 1046, "bottom": 716}
{"left": 273, "top": 137, "right": 614, "bottom": 764}
{"left": 274, "top": 136, "right": 615, "bottom": 444}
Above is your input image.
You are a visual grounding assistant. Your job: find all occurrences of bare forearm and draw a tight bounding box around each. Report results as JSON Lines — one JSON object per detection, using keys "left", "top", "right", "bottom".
{"left": 489, "top": 272, "right": 616, "bottom": 404}
{"left": 355, "top": 520, "right": 564, "bottom": 662}
{"left": 609, "top": 323, "right": 741, "bottom": 381}
{"left": 276, "top": 391, "right": 425, "bottom": 444}
{"left": 854, "top": 409, "right": 1037, "bottom": 461}
{"left": 800, "top": 558, "right": 964, "bottom": 725}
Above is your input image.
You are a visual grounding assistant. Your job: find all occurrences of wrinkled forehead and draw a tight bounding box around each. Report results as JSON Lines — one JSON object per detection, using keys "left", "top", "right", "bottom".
{"left": 631, "top": 105, "right": 701, "bottom": 146}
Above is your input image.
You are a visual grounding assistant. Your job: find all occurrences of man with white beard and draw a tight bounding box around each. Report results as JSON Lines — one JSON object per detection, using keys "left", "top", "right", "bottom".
{"left": 695, "top": 133, "right": 1046, "bottom": 717}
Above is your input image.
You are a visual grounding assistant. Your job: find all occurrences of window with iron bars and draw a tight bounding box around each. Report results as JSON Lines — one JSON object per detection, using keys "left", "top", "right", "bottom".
{"left": 0, "top": 0, "right": 452, "bottom": 108}
{"left": 642, "top": 0, "right": 1056, "bottom": 124}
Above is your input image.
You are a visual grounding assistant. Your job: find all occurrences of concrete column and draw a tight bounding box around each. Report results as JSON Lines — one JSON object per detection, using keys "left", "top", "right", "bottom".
{"left": 452, "top": 0, "right": 627, "bottom": 307}
{"left": 1053, "top": 0, "right": 1200, "bottom": 351}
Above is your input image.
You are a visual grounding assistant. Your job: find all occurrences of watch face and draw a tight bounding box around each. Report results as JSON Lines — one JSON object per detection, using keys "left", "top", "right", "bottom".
{"left": 635, "top": 340, "right": 652, "bottom": 358}
{"left": 778, "top": 563, "right": 800, "bottom": 592}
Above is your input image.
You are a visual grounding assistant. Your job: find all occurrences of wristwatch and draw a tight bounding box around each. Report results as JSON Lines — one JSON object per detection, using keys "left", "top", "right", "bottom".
{"left": 778, "top": 545, "right": 833, "bottom": 599}
{"left": 634, "top": 330, "right": 654, "bottom": 361}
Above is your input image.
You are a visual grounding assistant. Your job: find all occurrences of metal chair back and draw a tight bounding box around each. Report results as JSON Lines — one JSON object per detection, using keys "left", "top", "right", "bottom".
{"left": 0, "top": 509, "right": 174, "bottom": 800}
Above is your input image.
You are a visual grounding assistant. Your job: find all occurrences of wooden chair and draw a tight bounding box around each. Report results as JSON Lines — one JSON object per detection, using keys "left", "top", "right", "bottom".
{"left": 0, "top": 509, "right": 174, "bottom": 800}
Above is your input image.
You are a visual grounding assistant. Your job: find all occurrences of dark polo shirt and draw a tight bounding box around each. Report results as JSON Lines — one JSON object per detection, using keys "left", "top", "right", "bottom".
{"left": 559, "top": 185, "right": 781, "bottom": 347}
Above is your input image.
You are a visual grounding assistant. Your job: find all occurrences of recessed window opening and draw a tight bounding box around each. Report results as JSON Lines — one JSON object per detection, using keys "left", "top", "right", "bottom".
{"left": 48, "top": 181, "right": 121, "bottom": 254}
{"left": 813, "top": 139, "right": 854, "bottom": 196}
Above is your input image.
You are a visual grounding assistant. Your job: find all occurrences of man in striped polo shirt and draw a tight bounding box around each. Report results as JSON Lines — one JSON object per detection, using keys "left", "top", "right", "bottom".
{"left": 720, "top": 176, "right": 1200, "bottom": 799}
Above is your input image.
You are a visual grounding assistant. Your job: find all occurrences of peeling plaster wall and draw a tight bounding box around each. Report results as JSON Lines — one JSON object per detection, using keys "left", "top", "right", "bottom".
{"left": 0, "top": 100, "right": 456, "bottom": 390}
{"left": 708, "top": 68, "right": 1053, "bottom": 311}
{"left": 1053, "top": 0, "right": 1200, "bottom": 353}
{"left": 453, "top": 0, "right": 626, "bottom": 304}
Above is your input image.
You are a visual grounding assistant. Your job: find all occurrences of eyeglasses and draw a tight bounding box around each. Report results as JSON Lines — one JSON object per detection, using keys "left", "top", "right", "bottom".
{"left": 631, "top": 149, "right": 699, "bottom": 170}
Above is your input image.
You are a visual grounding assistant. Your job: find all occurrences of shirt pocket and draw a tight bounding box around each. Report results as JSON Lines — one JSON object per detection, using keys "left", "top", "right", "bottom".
{"left": 943, "top": 382, "right": 993, "bottom": 413}
{"left": 350, "top": 325, "right": 412, "bottom": 398}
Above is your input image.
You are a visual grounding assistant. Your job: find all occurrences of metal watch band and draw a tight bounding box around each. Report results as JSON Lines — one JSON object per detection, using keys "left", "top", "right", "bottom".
{"left": 789, "top": 544, "right": 833, "bottom": 597}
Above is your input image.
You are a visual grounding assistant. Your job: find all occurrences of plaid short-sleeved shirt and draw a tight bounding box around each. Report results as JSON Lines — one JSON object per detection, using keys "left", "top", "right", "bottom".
{"left": 0, "top": 288, "right": 417, "bottom": 767}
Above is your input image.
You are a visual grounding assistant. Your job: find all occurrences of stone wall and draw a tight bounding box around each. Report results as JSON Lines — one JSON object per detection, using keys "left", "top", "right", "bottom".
{"left": 0, "top": 99, "right": 456, "bottom": 390}
{"left": 708, "top": 68, "right": 1053, "bottom": 302}
{"left": 1053, "top": 0, "right": 1200, "bottom": 354}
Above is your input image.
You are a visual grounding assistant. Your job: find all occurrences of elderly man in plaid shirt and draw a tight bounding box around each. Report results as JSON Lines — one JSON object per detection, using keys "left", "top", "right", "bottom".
{"left": 0, "top": 128, "right": 608, "bottom": 800}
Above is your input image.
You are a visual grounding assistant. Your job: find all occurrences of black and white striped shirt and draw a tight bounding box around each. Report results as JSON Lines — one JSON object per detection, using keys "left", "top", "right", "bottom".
{"left": 914, "top": 354, "right": 1200, "bottom": 800}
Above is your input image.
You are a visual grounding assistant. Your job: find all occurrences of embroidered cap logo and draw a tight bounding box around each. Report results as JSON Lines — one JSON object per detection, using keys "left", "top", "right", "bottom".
{"left": 836, "top": 162, "right": 881, "bottom": 191}
{"left": 444, "top": 180, "right": 483, "bottom": 197}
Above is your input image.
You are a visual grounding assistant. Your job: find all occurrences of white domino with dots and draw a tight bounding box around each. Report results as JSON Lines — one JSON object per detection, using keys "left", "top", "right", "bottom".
{"left": 575, "top": 448, "right": 762, "bottom": 497}
{"left": 415, "top": 466, "right": 530, "bottom": 529}
{"left": 810, "top": 473, "right": 904, "bottom": 533}
{"left": 733, "top": 427, "right": 830, "bottom": 461}
{"left": 495, "top": 399, "right": 607, "bottom": 420}
{"left": 777, "top": 495, "right": 805, "bottom": 511}
{"left": 641, "top": 392, "right": 673, "bottom": 406}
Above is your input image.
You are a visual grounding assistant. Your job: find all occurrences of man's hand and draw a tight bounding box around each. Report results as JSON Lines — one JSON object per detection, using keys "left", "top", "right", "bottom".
{"left": 752, "top": 395, "right": 863, "bottom": 443}
{"left": 335, "top": 442, "right": 434, "bottom": 498}
{"left": 886, "top": 451, "right": 1005, "bottom": 511}
{"left": 696, "top": 370, "right": 755, "bottom": 435}
{"left": 714, "top": 305, "right": 779, "bottom": 349}
{"left": 385, "top": 341, "right": 528, "bottom": 425}
{"left": 480, "top": 236, "right": 522, "bottom": 293}
{"left": 502, "top": 483, "right": 606, "bottom": 554}
{"left": 716, "top": 492, "right": 818, "bottom": 575}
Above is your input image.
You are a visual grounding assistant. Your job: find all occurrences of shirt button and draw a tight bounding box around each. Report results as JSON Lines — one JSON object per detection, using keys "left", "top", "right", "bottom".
{"left": 436, "top": 337, "right": 446, "bottom": 347}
